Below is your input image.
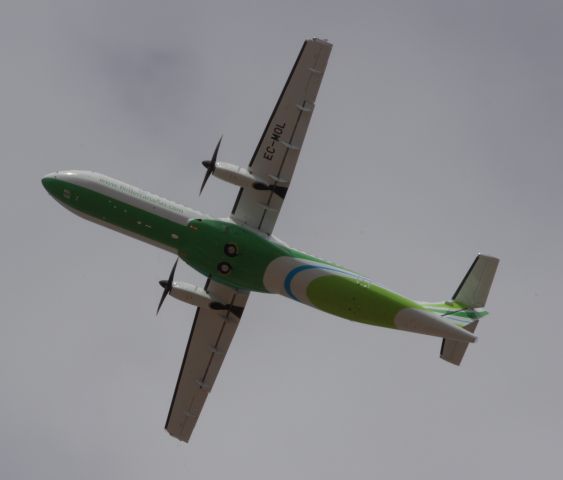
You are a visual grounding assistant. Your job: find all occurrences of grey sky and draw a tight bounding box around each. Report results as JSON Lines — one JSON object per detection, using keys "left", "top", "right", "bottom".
{"left": 2, "top": 0, "right": 563, "bottom": 478}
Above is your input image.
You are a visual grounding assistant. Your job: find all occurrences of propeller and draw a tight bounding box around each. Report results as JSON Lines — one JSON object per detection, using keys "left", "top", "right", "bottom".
{"left": 157, "top": 258, "right": 179, "bottom": 315}
{"left": 199, "top": 136, "right": 222, "bottom": 195}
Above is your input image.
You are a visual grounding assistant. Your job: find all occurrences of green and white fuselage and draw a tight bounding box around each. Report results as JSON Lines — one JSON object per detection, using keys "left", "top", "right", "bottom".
{"left": 42, "top": 170, "right": 481, "bottom": 344}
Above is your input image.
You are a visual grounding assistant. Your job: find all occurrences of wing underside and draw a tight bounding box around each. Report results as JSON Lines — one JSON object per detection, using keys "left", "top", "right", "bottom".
{"left": 166, "top": 38, "right": 332, "bottom": 443}
{"left": 231, "top": 38, "right": 332, "bottom": 235}
{"left": 165, "top": 279, "right": 249, "bottom": 442}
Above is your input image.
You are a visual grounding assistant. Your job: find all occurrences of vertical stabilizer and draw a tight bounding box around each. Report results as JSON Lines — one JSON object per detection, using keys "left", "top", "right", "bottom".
{"left": 452, "top": 255, "right": 499, "bottom": 309}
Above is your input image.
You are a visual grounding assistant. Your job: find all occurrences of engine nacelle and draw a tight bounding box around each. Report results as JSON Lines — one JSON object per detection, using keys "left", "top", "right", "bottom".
{"left": 212, "top": 162, "right": 287, "bottom": 198}
{"left": 212, "top": 162, "right": 266, "bottom": 188}
{"left": 168, "top": 281, "right": 214, "bottom": 308}
{"left": 168, "top": 281, "right": 240, "bottom": 314}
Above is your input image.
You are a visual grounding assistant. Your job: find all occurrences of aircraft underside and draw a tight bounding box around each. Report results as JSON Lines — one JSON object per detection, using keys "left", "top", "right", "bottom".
{"left": 42, "top": 38, "right": 498, "bottom": 443}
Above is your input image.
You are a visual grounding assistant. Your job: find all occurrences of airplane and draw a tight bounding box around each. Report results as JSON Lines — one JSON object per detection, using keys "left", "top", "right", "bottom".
{"left": 42, "top": 38, "right": 499, "bottom": 443}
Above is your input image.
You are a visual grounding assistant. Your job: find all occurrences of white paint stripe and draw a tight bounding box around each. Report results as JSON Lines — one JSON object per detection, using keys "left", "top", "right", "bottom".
{"left": 53, "top": 199, "right": 177, "bottom": 254}
{"left": 55, "top": 170, "right": 208, "bottom": 225}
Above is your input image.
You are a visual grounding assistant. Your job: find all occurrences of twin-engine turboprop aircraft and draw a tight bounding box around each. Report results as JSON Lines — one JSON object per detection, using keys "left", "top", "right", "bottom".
{"left": 42, "top": 38, "right": 499, "bottom": 443}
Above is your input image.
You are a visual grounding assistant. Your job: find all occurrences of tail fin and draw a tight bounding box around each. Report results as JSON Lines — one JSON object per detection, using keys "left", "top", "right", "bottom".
{"left": 439, "top": 254, "right": 499, "bottom": 365}
{"left": 452, "top": 254, "right": 499, "bottom": 309}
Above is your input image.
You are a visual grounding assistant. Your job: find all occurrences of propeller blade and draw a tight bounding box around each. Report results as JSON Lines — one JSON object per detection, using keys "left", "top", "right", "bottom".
{"left": 199, "top": 167, "right": 213, "bottom": 196}
{"left": 168, "top": 258, "right": 179, "bottom": 284}
{"left": 156, "top": 286, "right": 168, "bottom": 315}
{"left": 199, "top": 135, "right": 222, "bottom": 195}
{"left": 156, "top": 258, "right": 179, "bottom": 315}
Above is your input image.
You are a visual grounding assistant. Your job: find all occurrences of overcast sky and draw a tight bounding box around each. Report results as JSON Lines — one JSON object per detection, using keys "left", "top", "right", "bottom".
{"left": 2, "top": 1, "right": 563, "bottom": 478}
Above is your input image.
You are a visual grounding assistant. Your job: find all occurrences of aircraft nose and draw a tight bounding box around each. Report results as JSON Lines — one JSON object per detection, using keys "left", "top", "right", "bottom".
{"left": 41, "top": 172, "right": 59, "bottom": 195}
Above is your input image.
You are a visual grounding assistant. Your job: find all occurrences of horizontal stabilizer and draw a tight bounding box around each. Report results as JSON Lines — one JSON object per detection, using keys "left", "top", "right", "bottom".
{"left": 453, "top": 255, "right": 499, "bottom": 308}
{"left": 394, "top": 308, "right": 477, "bottom": 343}
{"left": 440, "top": 321, "right": 478, "bottom": 365}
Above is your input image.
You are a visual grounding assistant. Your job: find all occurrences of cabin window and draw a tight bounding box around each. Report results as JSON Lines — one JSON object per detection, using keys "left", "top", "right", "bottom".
{"left": 63, "top": 189, "right": 71, "bottom": 199}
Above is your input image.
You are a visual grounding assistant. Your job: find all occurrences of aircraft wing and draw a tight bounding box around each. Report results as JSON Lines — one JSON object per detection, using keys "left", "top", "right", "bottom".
{"left": 230, "top": 38, "right": 332, "bottom": 235}
{"left": 165, "top": 279, "right": 249, "bottom": 442}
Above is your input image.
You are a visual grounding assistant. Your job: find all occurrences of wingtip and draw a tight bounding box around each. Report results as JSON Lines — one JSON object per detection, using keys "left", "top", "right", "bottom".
{"left": 311, "top": 37, "right": 332, "bottom": 46}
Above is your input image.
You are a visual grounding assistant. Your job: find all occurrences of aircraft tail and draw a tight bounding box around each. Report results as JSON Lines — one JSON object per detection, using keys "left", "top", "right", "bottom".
{"left": 421, "top": 254, "right": 499, "bottom": 366}
{"left": 452, "top": 254, "right": 500, "bottom": 309}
